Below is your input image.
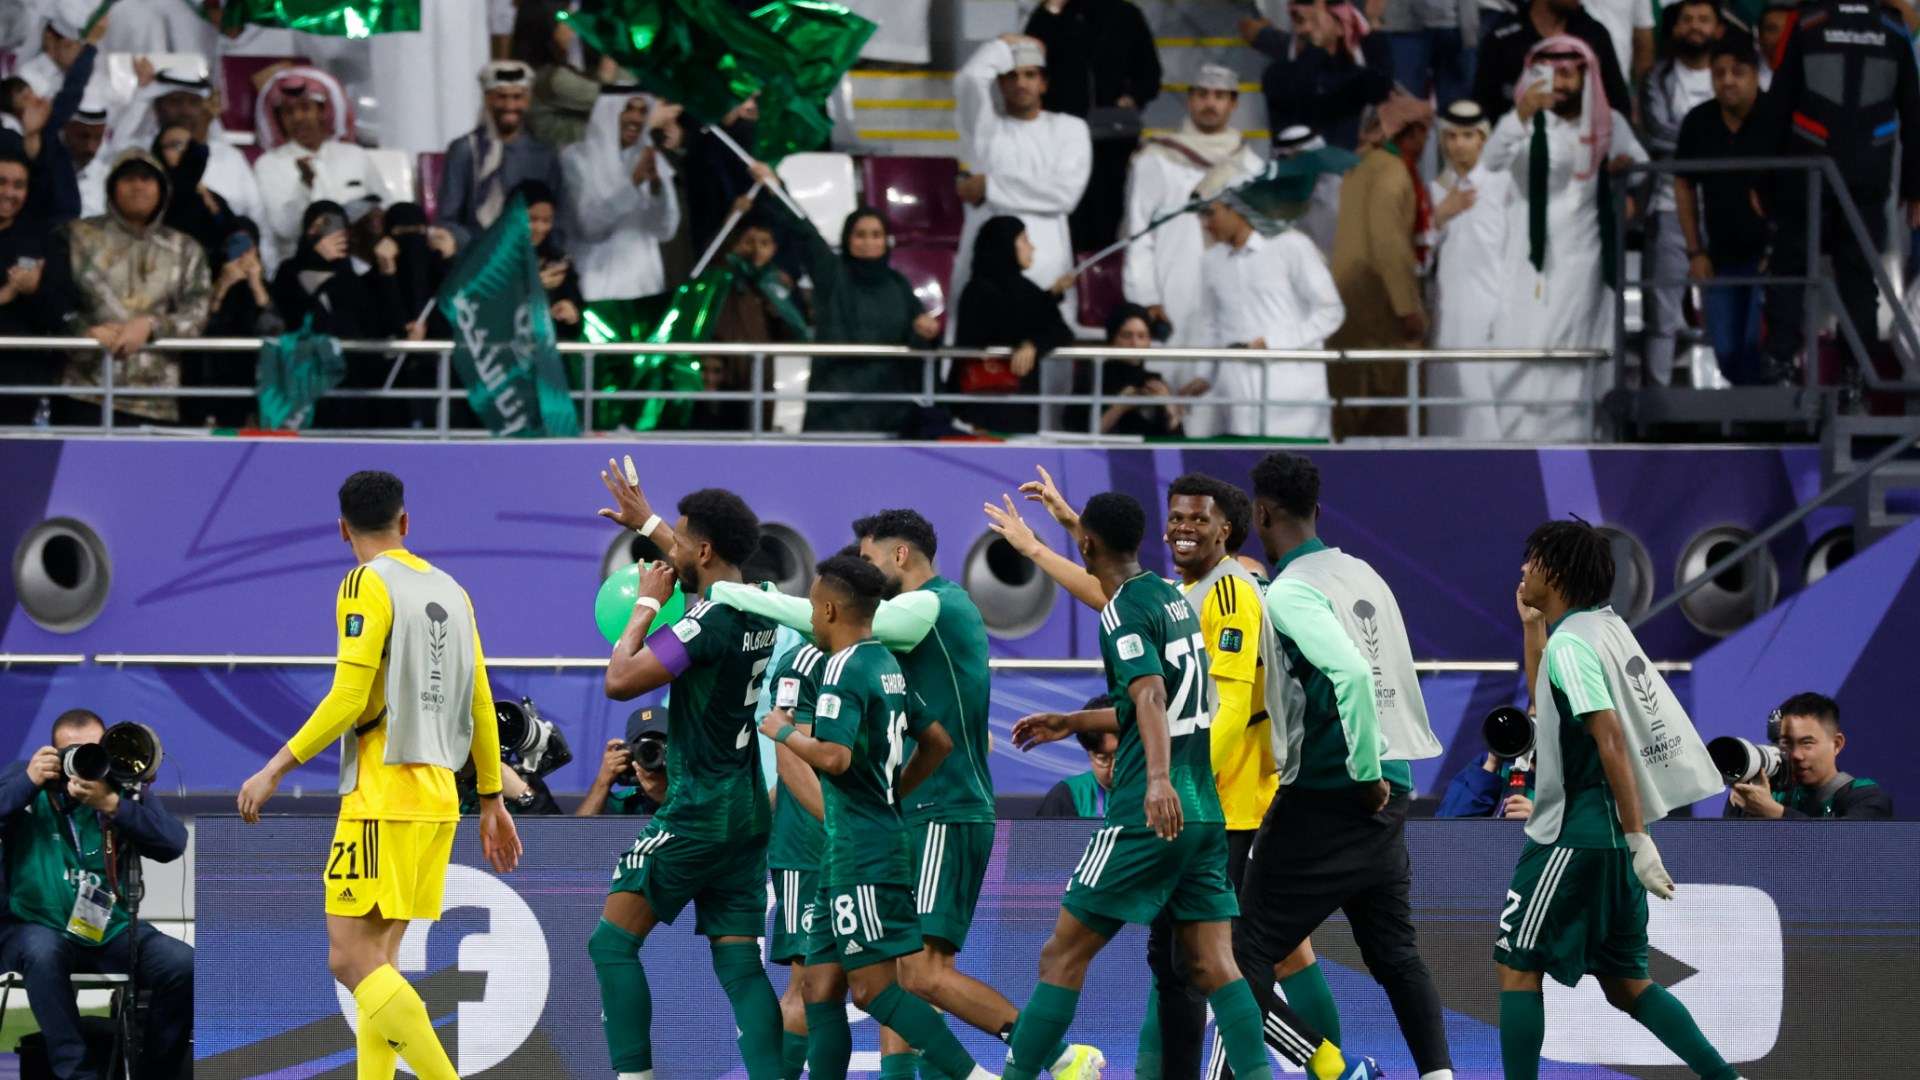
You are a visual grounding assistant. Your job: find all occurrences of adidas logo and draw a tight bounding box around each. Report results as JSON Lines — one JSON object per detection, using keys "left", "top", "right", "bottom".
{"left": 1494, "top": 935, "right": 1511, "bottom": 951}
{"left": 387, "top": 1039, "right": 404, "bottom": 1052}
{"left": 844, "top": 940, "right": 863, "bottom": 955}
{"left": 338, "top": 887, "right": 356, "bottom": 901}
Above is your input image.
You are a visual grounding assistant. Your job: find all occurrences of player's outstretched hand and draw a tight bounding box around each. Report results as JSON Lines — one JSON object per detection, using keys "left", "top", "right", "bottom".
{"left": 480, "top": 799, "right": 523, "bottom": 873}
{"left": 1145, "top": 776, "right": 1183, "bottom": 841}
{"left": 598, "top": 454, "right": 655, "bottom": 531}
{"left": 236, "top": 767, "right": 279, "bottom": 824}
{"left": 1625, "top": 832, "right": 1674, "bottom": 900}
{"left": 984, "top": 494, "right": 1047, "bottom": 559}
{"left": 1011, "top": 711, "right": 1073, "bottom": 750}
{"left": 1018, "top": 464, "right": 1080, "bottom": 530}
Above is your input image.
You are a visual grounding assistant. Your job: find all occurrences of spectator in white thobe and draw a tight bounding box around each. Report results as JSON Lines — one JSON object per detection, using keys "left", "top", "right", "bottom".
{"left": 1427, "top": 99, "right": 1512, "bottom": 437}
{"left": 1193, "top": 183, "right": 1345, "bottom": 439}
{"left": 251, "top": 66, "right": 387, "bottom": 270}
{"left": 562, "top": 87, "right": 680, "bottom": 302}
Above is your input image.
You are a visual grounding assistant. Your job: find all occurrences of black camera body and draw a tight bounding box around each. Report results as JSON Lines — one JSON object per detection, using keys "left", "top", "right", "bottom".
{"left": 611, "top": 707, "right": 668, "bottom": 786}
{"left": 45, "top": 722, "right": 163, "bottom": 791}
{"left": 497, "top": 697, "right": 573, "bottom": 778}
{"left": 1482, "top": 706, "right": 1536, "bottom": 763}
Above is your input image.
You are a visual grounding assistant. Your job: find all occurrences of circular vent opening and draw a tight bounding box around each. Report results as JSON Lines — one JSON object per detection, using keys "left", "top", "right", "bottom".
{"left": 1675, "top": 524, "right": 1779, "bottom": 637}
{"left": 600, "top": 530, "right": 668, "bottom": 581}
{"left": 962, "top": 532, "right": 1055, "bottom": 638}
{"left": 1802, "top": 527, "right": 1855, "bottom": 587}
{"left": 744, "top": 523, "right": 816, "bottom": 597}
{"left": 1595, "top": 525, "right": 1655, "bottom": 623}
{"left": 12, "top": 518, "right": 113, "bottom": 633}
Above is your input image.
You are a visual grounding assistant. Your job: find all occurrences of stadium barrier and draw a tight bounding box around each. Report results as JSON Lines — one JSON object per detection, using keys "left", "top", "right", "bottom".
{"left": 193, "top": 817, "right": 1920, "bottom": 1078}
{"left": 0, "top": 337, "right": 1607, "bottom": 440}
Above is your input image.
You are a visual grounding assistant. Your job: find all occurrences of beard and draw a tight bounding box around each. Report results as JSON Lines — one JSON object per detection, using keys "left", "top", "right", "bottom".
{"left": 1675, "top": 36, "right": 1710, "bottom": 61}
{"left": 672, "top": 558, "right": 699, "bottom": 596}
{"left": 1551, "top": 91, "right": 1583, "bottom": 119}
{"left": 877, "top": 568, "right": 904, "bottom": 600}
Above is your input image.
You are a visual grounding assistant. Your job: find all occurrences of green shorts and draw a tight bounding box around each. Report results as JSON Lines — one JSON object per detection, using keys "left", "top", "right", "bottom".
{"left": 1061, "top": 822, "right": 1239, "bottom": 930}
{"left": 806, "top": 882, "right": 923, "bottom": 972}
{"left": 609, "top": 823, "right": 769, "bottom": 939}
{"left": 1493, "top": 841, "right": 1649, "bottom": 988}
{"left": 769, "top": 867, "right": 819, "bottom": 964}
{"left": 910, "top": 821, "right": 995, "bottom": 951}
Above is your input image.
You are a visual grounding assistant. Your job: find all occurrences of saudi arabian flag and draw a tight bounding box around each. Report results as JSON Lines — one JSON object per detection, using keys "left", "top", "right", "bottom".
{"left": 217, "top": 0, "right": 420, "bottom": 37}
{"left": 255, "top": 316, "right": 345, "bottom": 430}
{"left": 1220, "top": 147, "right": 1359, "bottom": 236}
{"left": 436, "top": 194, "right": 580, "bottom": 438}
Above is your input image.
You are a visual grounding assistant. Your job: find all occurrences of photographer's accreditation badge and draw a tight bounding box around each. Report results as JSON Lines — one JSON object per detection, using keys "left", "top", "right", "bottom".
{"left": 67, "top": 880, "right": 114, "bottom": 943}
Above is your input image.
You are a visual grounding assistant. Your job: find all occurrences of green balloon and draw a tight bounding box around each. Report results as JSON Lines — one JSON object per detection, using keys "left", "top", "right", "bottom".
{"left": 596, "top": 563, "right": 687, "bottom": 645}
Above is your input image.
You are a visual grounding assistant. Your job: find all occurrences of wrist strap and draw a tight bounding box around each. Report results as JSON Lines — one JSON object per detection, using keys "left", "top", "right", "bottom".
{"left": 638, "top": 513, "right": 662, "bottom": 538}
{"left": 773, "top": 725, "right": 798, "bottom": 745}
{"left": 635, "top": 596, "right": 663, "bottom": 617}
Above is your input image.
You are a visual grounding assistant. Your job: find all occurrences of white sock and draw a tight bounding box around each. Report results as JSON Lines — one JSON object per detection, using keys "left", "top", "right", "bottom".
{"left": 1419, "top": 1071, "right": 1455, "bottom": 1080}
{"left": 617, "top": 1072, "right": 653, "bottom": 1080}
{"left": 966, "top": 1067, "right": 998, "bottom": 1080}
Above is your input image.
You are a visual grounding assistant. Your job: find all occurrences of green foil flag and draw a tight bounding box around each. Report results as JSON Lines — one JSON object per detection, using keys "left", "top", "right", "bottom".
{"left": 1221, "top": 148, "right": 1360, "bottom": 236}
{"left": 436, "top": 195, "right": 581, "bottom": 437}
{"left": 216, "top": 0, "right": 420, "bottom": 36}
{"left": 562, "top": 0, "right": 875, "bottom": 163}
{"left": 255, "top": 316, "right": 345, "bottom": 430}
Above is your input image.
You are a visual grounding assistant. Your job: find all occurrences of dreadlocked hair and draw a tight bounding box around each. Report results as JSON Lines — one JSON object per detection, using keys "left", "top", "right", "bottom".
{"left": 1523, "top": 516, "right": 1615, "bottom": 610}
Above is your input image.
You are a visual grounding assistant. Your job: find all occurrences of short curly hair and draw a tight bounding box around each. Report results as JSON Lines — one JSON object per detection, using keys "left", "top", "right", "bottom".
{"left": 852, "top": 508, "right": 938, "bottom": 559}
{"left": 1523, "top": 517, "right": 1615, "bottom": 610}
{"left": 678, "top": 488, "right": 761, "bottom": 567}
{"left": 1081, "top": 492, "right": 1147, "bottom": 556}
{"left": 1249, "top": 452, "right": 1319, "bottom": 520}
{"left": 339, "top": 470, "right": 405, "bottom": 533}
{"left": 816, "top": 553, "right": 887, "bottom": 620}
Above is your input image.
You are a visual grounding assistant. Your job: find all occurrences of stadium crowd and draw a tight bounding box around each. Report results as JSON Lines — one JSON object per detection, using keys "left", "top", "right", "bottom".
{"left": 0, "top": 0, "right": 1917, "bottom": 438}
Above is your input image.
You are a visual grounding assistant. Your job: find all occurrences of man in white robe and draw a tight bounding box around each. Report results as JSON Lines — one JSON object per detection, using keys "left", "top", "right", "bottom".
{"left": 950, "top": 33, "right": 1091, "bottom": 352}
{"left": 1193, "top": 180, "right": 1345, "bottom": 439}
{"left": 562, "top": 88, "right": 681, "bottom": 302}
{"left": 114, "top": 67, "right": 265, "bottom": 249}
{"left": 1427, "top": 99, "right": 1512, "bottom": 437}
{"left": 1482, "top": 35, "right": 1644, "bottom": 440}
{"left": 250, "top": 66, "right": 388, "bottom": 270}
{"left": 64, "top": 90, "right": 110, "bottom": 219}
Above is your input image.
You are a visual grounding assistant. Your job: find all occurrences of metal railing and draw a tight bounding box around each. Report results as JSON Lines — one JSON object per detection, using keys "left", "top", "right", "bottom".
{"left": 1613, "top": 156, "right": 1920, "bottom": 394}
{"left": 0, "top": 336, "right": 1608, "bottom": 441}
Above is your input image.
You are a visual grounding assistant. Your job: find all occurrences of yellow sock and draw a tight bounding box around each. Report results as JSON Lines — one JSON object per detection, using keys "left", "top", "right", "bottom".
{"left": 356, "top": 994, "right": 399, "bottom": 1080}
{"left": 353, "top": 965, "right": 459, "bottom": 1080}
{"left": 1307, "top": 1039, "right": 1347, "bottom": 1080}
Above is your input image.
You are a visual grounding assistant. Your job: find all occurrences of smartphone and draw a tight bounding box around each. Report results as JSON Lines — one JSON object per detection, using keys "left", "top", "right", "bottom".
{"left": 223, "top": 232, "right": 255, "bottom": 262}
{"left": 1527, "top": 63, "right": 1556, "bottom": 96}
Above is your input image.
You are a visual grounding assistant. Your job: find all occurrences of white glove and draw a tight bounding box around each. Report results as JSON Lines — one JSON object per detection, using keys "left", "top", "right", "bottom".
{"left": 1625, "top": 832, "right": 1675, "bottom": 900}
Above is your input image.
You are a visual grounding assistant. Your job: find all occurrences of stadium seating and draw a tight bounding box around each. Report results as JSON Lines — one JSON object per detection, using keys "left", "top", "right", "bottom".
{"left": 366, "top": 147, "right": 416, "bottom": 210}
{"left": 219, "top": 55, "right": 307, "bottom": 138}
{"left": 416, "top": 151, "right": 446, "bottom": 221}
{"left": 889, "top": 242, "right": 956, "bottom": 320}
{"left": 1074, "top": 250, "right": 1126, "bottom": 333}
{"left": 777, "top": 152, "right": 861, "bottom": 244}
{"left": 858, "top": 155, "right": 963, "bottom": 245}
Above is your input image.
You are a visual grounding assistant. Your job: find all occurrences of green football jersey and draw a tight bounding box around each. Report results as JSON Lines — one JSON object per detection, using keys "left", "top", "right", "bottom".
{"left": 813, "top": 639, "right": 920, "bottom": 888}
{"left": 1542, "top": 624, "right": 1627, "bottom": 849}
{"left": 1098, "top": 572, "right": 1224, "bottom": 827}
{"left": 898, "top": 576, "right": 997, "bottom": 825}
{"left": 768, "top": 642, "right": 828, "bottom": 871}
{"left": 651, "top": 595, "right": 779, "bottom": 842}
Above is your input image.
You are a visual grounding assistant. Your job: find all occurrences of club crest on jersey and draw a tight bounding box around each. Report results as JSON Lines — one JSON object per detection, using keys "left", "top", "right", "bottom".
{"left": 816, "top": 693, "right": 843, "bottom": 719}
{"left": 1218, "top": 627, "right": 1243, "bottom": 653}
{"left": 345, "top": 614, "right": 364, "bottom": 638}
{"left": 672, "top": 617, "right": 701, "bottom": 643}
{"left": 1116, "top": 634, "right": 1145, "bottom": 660}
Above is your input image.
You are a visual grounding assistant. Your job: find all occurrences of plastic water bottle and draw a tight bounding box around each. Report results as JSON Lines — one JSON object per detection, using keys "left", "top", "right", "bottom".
{"left": 31, "top": 396, "right": 51, "bottom": 428}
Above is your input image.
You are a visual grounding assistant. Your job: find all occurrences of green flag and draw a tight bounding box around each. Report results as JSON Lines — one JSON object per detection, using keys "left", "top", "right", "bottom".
{"left": 436, "top": 195, "right": 581, "bottom": 437}
{"left": 561, "top": 0, "right": 875, "bottom": 163}
{"left": 255, "top": 316, "right": 346, "bottom": 430}
{"left": 216, "top": 0, "right": 420, "bottom": 36}
{"left": 1218, "top": 148, "right": 1360, "bottom": 236}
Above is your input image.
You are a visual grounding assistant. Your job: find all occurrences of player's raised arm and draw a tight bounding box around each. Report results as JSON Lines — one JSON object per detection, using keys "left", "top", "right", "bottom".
{"left": 1010, "top": 705, "right": 1120, "bottom": 749}
{"left": 983, "top": 493, "right": 1107, "bottom": 610}
{"left": 598, "top": 454, "right": 680, "bottom": 552}
{"left": 604, "top": 561, "right": 684, "bottom": 700}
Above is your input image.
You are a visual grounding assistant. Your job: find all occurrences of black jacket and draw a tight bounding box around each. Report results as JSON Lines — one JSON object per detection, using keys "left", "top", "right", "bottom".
{"left": 1761, "top": 0, "right": 1920, "bottom": 199}
{"left": 1473, "top": 8, "right": 1634, "bottom": 124}
{"left": 1721, "top": 772, "right": 1895, "bottom": 818}
{"left": 0, "top": 760, "right": 189, "bottom": 914}
{"left": 1253, "top": 26, "right": 1394, "bottom": 150}
{"left": 1025, "top": 0, "right": 1163, "bottom": 118}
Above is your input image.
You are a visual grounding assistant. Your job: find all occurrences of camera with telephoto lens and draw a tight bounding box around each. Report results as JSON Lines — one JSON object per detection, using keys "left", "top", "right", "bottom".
{"left": 610, "top": 707, "right": 667, "bottom": 787}
{"left": 1482, "top": 706, "right": 1536, "bottom": 761}
{"left": 1708, "top": 735, "right": 1786, "bottom": 786}
{"left": 497, "top": 697, "right": 573, "bottom": 778}
{"left": 47, "top": 722, "right": 164, "bottom": 791}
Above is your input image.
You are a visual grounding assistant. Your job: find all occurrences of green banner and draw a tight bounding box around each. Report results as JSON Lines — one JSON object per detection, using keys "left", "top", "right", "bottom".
{"left": 255, "top": 317, "right": 345, "bottom": 430}
{"left": 562, "top": 0, "right": 875, "bottom": 163}
{"left": 436, "top": 196, "right": 581, "bottom": 438}
{"left": 217, "top": 0, "right": 421, "bottom": 36}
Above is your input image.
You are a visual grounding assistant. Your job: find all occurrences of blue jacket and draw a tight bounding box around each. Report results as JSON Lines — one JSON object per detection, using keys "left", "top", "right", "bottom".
{"left": 0, "top": 759, "right": 189, "bottom": 917}
{"left": 1435, "top": 758, "right": 1534, "bottom": 818}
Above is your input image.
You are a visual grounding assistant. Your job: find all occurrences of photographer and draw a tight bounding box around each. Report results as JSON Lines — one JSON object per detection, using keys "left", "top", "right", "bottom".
{"left": 575, "top": 711, "right": 666, "bottom": 817}
{"left": 0, "top": 709, "right": 192, "bottom": 1080}
{"left": 1724, "top": 693, "right": 1893, "bottom": 820}
{"left": 458, "top": 759, "right": 562, "bottom": 817}
{"left": 1435, "top": 749, "right": 1535, "bottom": 819}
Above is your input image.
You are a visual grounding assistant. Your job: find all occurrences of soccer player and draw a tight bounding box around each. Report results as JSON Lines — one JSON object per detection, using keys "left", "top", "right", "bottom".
{"left": 766, "top": 636, "right": 831, "bottom": 1080}
{"left": 1239, "top": 451, "right": 1452, "bottom": 1080}
{"left": 1498, "top": 520, "right": 1737, "bottom": 1080}
{"left": 998, "top": 492, "right": 1301, "bottom": 1080}
{"left": 758, "top": 555, "right": 994, "bottom": 1080}
{"left": 714, "top": 510, "right": 1102, "bottom": 1079}
{"left": 985, "top": 470, "right": 1309, "bottom": 1080}
{"left": 238, "top": 470, "right": 522, "bottom": 1080}
{"left": 589, "top": 472, "right": 787, "bottom": 1080}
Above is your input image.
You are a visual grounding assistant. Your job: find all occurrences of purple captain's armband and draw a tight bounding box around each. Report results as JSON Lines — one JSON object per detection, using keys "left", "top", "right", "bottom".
{"left": 645, "top": 622, "right": 694, "bottom": 677}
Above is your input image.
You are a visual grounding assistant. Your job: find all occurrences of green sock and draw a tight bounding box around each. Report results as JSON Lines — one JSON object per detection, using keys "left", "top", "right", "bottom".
{"left": 587, "top": 920, "right": 653, "bottom": 1072}
{"left": 1629, "top": 985, "right": 1737, "bottom": 1080}
{"left": 1280, "top": 962, "right": 1342, "bottom": 1046}
{"left": 1005, "top": 982, "right": 1079, "bottom": 1080}
{"left": 1208, "top": 978, "right": 1275, "bottom": 1080}
{"left": 880, "top": 1051, "right": 921, "bottom": 1078}
{"left": 712, "top": 942, "right": 785, "bottom": 1079}
{"left": 1500, "top": 990, "right": 1545, "bottom": 1080}
{"left": 865, "top": 983, "right": 976, "bottom": 1079}
{"left": 781, "top": 1031, "right": 809, "bottom": 1080}
{"left": 1136, "top": 982, "right": 1163, "bottom": 1080}
{"left": 805, "top": 1001, "right": 852, "bottom": 1080}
